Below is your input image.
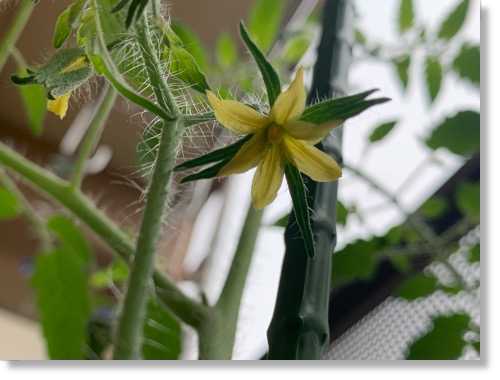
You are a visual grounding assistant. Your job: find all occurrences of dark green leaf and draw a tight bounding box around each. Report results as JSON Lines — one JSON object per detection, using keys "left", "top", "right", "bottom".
{"left": 456, "top": 182, "right": 480, "bottom": 222}
{"left": 285, "top": 164, "right": 315, "bottom": 258}
{"left": 142, "top": 299, "right": 182, "bottom": 359}
{"left": 453, "top": 43, "right": 480, "bottom": 86}
{"left": 171, "top": 22, "right": 208, "bottom": 71}
{"left": 332, "top": 239, "right": 378, "bottom": 288}
{"left": 438, "top": 0, "right": 470, "bottom": 40}
{"left": 53, "top": 6, "right": 72, "bottom": 49}
{"left": 473, "top": 341, "right": 480, "bottom": 354}
{"left": 336, "top": 201, "right": 348, "bottom": 226}
{"left": 396, "top": 273, "right": 439, "bottom": 300}
{"left": 175, "top": 135, "right": 251, "bottom": 171}
{"left": 216, "top": 33, "right": 238, "bottom": 68}
{"left": 368, "top": 120, "right": 397, "bottom": 143}
{"left": 301, "top": 89, "right": 390, "bottom": 124}
{"left": 420, "top": 196, "right": 448, "bottom": 219}
{"left": 426, "top": 110, "right": 480, "bottom": 156}
{"left": 399, "top": 0, "right": 415, "bottom": 33}
{"left": 389, "top": 255, "right": 412, "bottom": 273}
{"left": 239, "top": 22, "right": 281, "bottom": 107}
{"left": 180, "top": 160, "right": 228, "bottom": 183}
{"left": 248, "top": 0, "right": 285, "bottom": 52}
{"left": 166, "top": 45, "right": 210, "bottom": 93}
{"left": 406, "top": 313, "right": 470, "bottom": 359}
{"left": 425, "top": 55, "right": 443, "bottom": 103}
{"left": 14, "top": 65, "right": 46, "bottom": 136}
{"left": 272, "top": 212, "right": 289, "bottom": 227}
{"left": 468, "top": 244, "right": 480, "bottom": 263}
{"left": 0, "top": 187, "right": 22, "bottom": 220}
{"left": 394, "top": 55, "right": 411, "bottom": 91}
{"left": 32, "top": 248, "right": 90, "bottom": 359}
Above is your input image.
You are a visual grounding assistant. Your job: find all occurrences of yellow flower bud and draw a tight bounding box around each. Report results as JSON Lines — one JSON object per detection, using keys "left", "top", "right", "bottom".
{"left": 47, "top": 93, "right": 71, "bottom": 119}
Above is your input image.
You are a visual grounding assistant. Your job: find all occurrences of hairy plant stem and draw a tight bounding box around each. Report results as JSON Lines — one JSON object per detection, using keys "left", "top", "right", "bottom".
{"left": 70, "top": 85, "right": 117, "bottom": 189}
{"left": 0, "top": 141, "right": 209, "bottom": 327}
{"left": 0, "top": 168, "right": 51, "bottom": 251}
{"left": 0, "top": 0, "right": 34, "bottom": 72}
{"left": 198, "top": 206, "right": 263, "bottom": 360}
{"left": 113, "top": 13, "right": 182, "bottom": 359}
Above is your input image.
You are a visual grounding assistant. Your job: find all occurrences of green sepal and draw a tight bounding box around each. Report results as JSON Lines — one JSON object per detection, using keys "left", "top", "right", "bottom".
{"left": 174, "top": 135, "right": 251, "bottom": 172}
{"left": 284, "top": 164, "right": 315, "bottom": 258}
{"left": 183, "top": 112, "right": 215, "bottom": 128}
{"left": 180, "top": 160, "right": 229, "bottom": 183}
{"left": 239, "top": 22, "right": 281, "bottom": 107}
{"left": 301, "top": 89, "right": 390, "bottom": 124}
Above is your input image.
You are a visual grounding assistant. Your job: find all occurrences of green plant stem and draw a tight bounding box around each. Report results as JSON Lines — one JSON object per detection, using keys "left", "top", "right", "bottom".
{"left": 0, "top": 141, "right": 208, "bottom": 327}
{"left": 198, "top": 206, "right": 263, "bottom": 360}
{"left": 0, "top": 168, "right": 51, "bottom": 251}
{"left": 113, "top": 13, "right": 182, "bottom": 359}
{"left": 70, "top": 86, "right": 117, "bottom": 189}
{"left": 0, "top": 0, "right": 34, "bottom": 72}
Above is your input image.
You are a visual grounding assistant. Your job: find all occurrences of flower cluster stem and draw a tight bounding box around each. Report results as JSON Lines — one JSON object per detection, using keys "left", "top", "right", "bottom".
{"left": 70, "top": 85, "right": 117, "bottom": 189}
{"left": 0, "top": 0, "right": 34, "bottom": 72}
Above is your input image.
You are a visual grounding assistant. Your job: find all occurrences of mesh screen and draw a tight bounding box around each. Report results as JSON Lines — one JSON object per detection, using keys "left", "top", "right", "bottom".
{"left": 325, "top": 228, "right": 480, "bottom": 360}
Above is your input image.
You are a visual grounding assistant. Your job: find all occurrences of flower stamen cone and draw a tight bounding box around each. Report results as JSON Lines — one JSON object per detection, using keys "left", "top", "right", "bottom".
{"left": 206, "top": 67, "right": 342, "bottom": 209}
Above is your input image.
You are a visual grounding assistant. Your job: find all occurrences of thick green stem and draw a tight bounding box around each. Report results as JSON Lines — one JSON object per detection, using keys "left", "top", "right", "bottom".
{"left": 198, "top": 206, "right": 263, "bottom": 360}
{"left": 0, "top": 141, "right": 208, "bottom": 327}
{"left": 70, "top": 86, "right": 117, "bottom": 189}
{"left": 113, "top": 13, "right": 182, "bottom": 359}
{"left": 0, "top": 0, "right": 34, "bottom": 72}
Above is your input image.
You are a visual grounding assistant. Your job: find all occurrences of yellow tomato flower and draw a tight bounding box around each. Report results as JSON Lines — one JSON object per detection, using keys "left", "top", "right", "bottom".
{"left": 206, "top": 67, "right": 342, "bottom": 209}
{"left": 47, "top": 92, "right": 71, "bottom": 119}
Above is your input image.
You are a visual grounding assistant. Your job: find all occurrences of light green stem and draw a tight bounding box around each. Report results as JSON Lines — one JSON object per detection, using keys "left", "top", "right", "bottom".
{"left": 0, "top": 0, "right": 34, "bottom": 72}
{"left": 198, "top": 206, "right": 263, "bottom": 360}
{"left": 113, "top": 13, "right": 182, "bottom": 360}
{"left": 70, "top": 85, "right": 117, "bottom": 188}
{"left": 0, "top": 141, "right": 208, "bottom": 327}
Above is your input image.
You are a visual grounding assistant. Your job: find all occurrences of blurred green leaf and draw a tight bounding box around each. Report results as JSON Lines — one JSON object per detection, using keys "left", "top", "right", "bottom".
{"left": 0, "top": 187, "right": 22, "bottom": 220}
{"left": 473, "top": 341, "right": 480, "bottom": 354}
{"left": 47, "top": 215, "right": 91, "bottom": 263}
{"left": 17, "top": 74, "right": 46, "bottom": 136}
{"left": 394, "top": 55, "right": 411, "bottom": 91}
{"left": 368, "top": 120, "right": 397, "bottom": 143}
{"left": 354, "top": 28, "right": 367, "bottom": 45}
{"left": 426, "top": 110, "right": 479, "bottom": 156}
{"left": 216, "top": 33, "right": 238, "bottom": 68}
{"left": 171, "top": 22, "right": 208, "bottom": 71}
{"left": 248, "top": 0, "right": 285, "bottom": 52}
{"left": 420, "top": 196, "right": 448, "bottom": 219}
{"left": 53, "top": 6, "right": 72, "bottom": 49}
{"left": 332, "top": 239, "right": 378, "bottom": 288}
{"left": 398, "top": 0, "right": 415, "bottom": 33}
{"left": 453, "top": 43, "right": 480, "bottom": 86}
{"left": 425, "top": 55, "right": 443, "bottom": 103}
{"left": 165, "top": 45, "right": 210, "bottom": 93}
{"left": 438, "top": 0, "right": 469, "bottom": 40}
{"left": 142, "top": 299, "right": 182, "bottom": 359}
{"left": 90, "top": 259, "right": 129, "bottom": 288}
{"left": 283, "top": 32, "right": 311, "bottom": 63}
{"left": 406, "top": 313, "right": 470, "bottom": 359}
{"left": 396, "top": 273, "right": 439, "bottom": 300}
{"left": 336, "top": 201, "right": 348, "bottom": 226}
{"left": 32, "top": 249, "right": 90, "bottom": 359}
{"left": 456, "top": 181, "right": 480, "bottom": 222}
{"left": 389, "top": 255, "right": 412, "bottom": 273}
{"left": 468, "top": 244, "right": 480, "bottom": 263}
{"left": 285, "top": 164, "right": 315, "bottom": 258}
{"left": 240, "top": 22, "right": 281, "bottom": 106}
